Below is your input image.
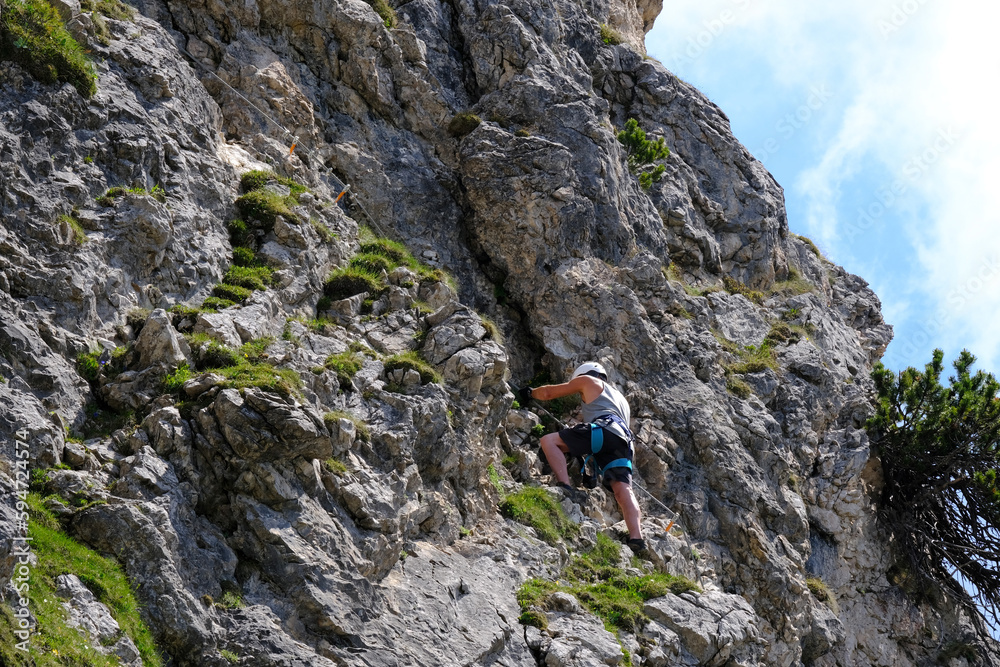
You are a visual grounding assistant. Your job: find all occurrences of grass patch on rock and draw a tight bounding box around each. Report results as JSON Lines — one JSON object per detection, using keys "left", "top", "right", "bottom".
{"left": 202, "top": 296, "right": 235, "bottom": 310}
{"left": 161, "top": 364, "right": 191, "bottom": 394}
{"left": 723, "top": 275, "right": 765, "bottom": 305}
{"left": 323, "top": 410, "right": 371, "bottom": 442}
{"left": 806, "top": 576, "right": 838, "bottom": 614}
{"left": 383, "top": 350, "right": 441, "bottom": 384}
{"left": 231, "top": 245, "right": 258, "bottom": 268}
{"left": 81, "top": 0, "right": 135, "bottom": 43}
{"left": 126, "top": 307, "right": 150, "bottom": 333}
{"left": 211, "top": 283, "right": 253, "bottom": 305}
{"left": 794, "top": 233, "right": 823, "bottom": 258}
{"left": 183, "top": 336, "right": 301, "bottom": 396}
{"left": 517, "top": 533, "right": 700, "bottom": 633}
{"left": 82, "top": 0, "right": 134, "bottom": 21}
{"left": 96, "top": 185, "right": 165, "bottom": 207}
{"left": 239, "top": 170, "right": 308, "bottom": 197}
{"left": 12, "top": 493, "right": 163, "bottom": 665}
{"left": 227, "top": 218, "right": 254, "bottom": 248}
{"left": 349, "top": 252, "right": 395, "bottom": 275}
{"left": 168, "top": 305, "right": 210, "bottom": 330}
{"left": 323, "top": 457, "right": 349, "bottom": 475}
{"left": 764, "top": 321, "right": 802, "bottom": 346}
{"left": 322, "top": 229, "right": 454, "bottom": 311}
{"left": 724, "top": 342, "right": 777, "bottom": 375}
{"left": 364, "top": 0, "right": 396, "bottom": 28}
{"left": 222, "top": 264, "right": 274, "bottom": 291}
{"left": 311, "top": 217, "right": 336, "bottom": 242}
{"left": 359, "top": 226, "right": 455, "bottom": 287}
{"left": 599, "top": 23, "right": 623, "bottom": 45}
{"left": 234, "top": 189, "right": 294, "bottom": 233}
{"left": 56, "top": 213, "right": 88, "bottom": 245}
{"left": 725, "top": 375, "right": 752, "bottom": 399}
{"left": 767, "top": 267, "right": 813, "bottom": 298}
{"left": 217, "top": 364, "right": 301, "bottom": 396}
{"left": 75, "top": 345, "right": 130, "bottom": 385}
{"left": 321, "top": 350, "right": 363, "bottom": 391}
{"left": 447, "top": 111, "right": 482, "bottom": 137}
{"left": 323, "top": 265, "right": 384, "bottom": 302}
{"left": 216, "top": 591, "right": 245, "bottom": 610}
{"left": 0, "top": 0, "right": 97, "bottom": 96}
{"left": 480, "top": 315, "right": 503, "bottom": 343}
{"left": 233, "top": 171, "right": 307, "bottom": 240}
{"left": 500, "top": 486, "right": 578, "bottom": 544}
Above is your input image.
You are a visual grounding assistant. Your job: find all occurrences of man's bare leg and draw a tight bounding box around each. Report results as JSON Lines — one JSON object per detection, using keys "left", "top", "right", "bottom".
{"left": 612, "top": 480, "right": 642, "bottom": 540}
{"left": 540, "top": 433, "right": 571, "bottom": 485}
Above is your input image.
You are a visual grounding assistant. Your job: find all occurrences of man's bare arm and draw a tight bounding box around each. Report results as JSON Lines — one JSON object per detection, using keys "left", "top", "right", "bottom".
{"left": 531, "top": 375, "right": 603, "bottom": 403}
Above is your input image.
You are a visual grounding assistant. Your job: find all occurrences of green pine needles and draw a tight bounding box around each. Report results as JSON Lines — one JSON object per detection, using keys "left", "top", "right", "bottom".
{"left": 616, "top": 119, "right": 669, "bottom": 189}
{"left": 868, "top": 349, "right": 1000, "bottom": 643}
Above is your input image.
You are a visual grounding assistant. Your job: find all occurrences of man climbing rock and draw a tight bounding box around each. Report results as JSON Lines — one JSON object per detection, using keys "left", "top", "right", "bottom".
{"left": 520, "top": 362, "right": 645, "bottom": 554}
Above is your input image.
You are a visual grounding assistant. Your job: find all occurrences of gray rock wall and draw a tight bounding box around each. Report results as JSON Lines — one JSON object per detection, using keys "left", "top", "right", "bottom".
{"left": 0, "top": 0, "right": 988, "bottom": 665}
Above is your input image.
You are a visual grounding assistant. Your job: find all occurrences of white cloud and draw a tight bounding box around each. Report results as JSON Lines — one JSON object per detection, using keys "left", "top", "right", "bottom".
{"left": 647, "top": 1, "right": 1000, "bottom": 370}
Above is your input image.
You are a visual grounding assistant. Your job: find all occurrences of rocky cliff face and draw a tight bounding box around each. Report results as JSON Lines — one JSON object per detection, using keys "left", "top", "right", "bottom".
{"left": 0, "top": 0, "right": 988, "bottom": 665}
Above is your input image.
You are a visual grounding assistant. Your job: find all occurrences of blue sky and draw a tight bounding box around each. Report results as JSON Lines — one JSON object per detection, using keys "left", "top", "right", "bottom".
{"left": 645, "top": 1, "right": 1000, "bottom": 374}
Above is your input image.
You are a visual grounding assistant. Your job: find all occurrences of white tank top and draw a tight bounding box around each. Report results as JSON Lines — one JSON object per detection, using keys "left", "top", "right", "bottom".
{"left": 580, "top": 381, "right": 631, "bottom": 440}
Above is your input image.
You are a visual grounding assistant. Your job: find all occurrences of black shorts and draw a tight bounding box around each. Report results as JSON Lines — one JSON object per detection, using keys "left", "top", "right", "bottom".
{"left": 558, "top": 423, "right": 633, "bottom": 487}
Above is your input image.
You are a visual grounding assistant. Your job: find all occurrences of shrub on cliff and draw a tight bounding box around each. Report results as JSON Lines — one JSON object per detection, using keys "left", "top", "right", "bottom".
{"left": 868, "top": 349, "right": 1000, "bottom": 642}
{"left": 616, "top": 119, "right": 669, "bottom": 189}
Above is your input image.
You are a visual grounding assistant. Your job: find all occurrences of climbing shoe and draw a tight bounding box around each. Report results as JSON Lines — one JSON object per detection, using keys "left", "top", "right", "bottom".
{"left": 627, "top": 538, "right": 648, "bottom": 555}
{"left": 555, "top": 482, "right": 587, "bottom": 504}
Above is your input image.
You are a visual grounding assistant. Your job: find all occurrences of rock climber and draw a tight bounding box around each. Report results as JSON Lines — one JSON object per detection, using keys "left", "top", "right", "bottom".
{"left": 519, "top": 362, "right": 645, "bottom": 554}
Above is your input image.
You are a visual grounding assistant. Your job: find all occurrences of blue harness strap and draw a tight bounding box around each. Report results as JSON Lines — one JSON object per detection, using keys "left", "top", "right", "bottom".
{"left": 602, "top": 458, "right": 632, "bottom": 474}
{"left": 594, "top": 414, "right": 634, "bottom": 444}
{"left": 588, "top": 416, "right": 634, "bottom": 477}
{"left": 589, "top": 423, "right": 604, "bottom": 454}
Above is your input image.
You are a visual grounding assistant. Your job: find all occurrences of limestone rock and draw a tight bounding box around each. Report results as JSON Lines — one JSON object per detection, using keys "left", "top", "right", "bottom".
{"left": 134, "top": 308, "right": 188, "bottom": 369}
{"left": 545, "top": 612, "right": 623, "bottom": 666}
{"left": 55, "top": 574, "right": 142, "bottom": 666}
{"left": 213, "top": 388, "right": 331, "bottom": 462}
{"left": 49, "top": 0, "right": 80, "bottom": 22}
{"left": 643, "top": 592, "right": 759, "bottom": 665}
{"left": 194, "top": 312, "right": 242, "bottom": 349}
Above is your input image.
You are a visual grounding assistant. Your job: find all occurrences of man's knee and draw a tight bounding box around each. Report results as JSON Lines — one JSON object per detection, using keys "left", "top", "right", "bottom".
{"left": 541, "top": 432, "right": 568, "bottom": 453}
{"left": 611, "top": 480, "right": 637, "bottom": 504}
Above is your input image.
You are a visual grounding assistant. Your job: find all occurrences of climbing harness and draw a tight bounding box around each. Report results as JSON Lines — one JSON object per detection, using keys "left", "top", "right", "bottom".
{"left": 581, "top": 414, "right": 635, "bottom": 482}
{"left": 528, "top": 400, "right": 681, "bottom": 533}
